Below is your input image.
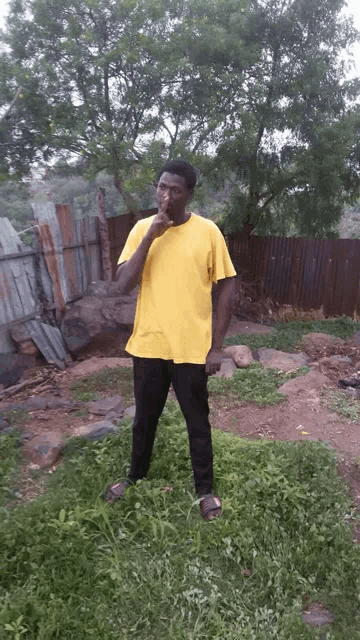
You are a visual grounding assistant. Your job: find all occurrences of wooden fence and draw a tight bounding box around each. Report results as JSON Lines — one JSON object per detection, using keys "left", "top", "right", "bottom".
{"left": 107, "top": 218, "right": 360, "bottom": 317}
{"left": 226, "top": 232, "right": 360, "bottom": 317}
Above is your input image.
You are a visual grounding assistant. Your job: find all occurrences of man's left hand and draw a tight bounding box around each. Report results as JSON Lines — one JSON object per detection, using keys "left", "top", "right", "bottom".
{"left": 205, "top": 348, "right": 223, "bottom": 375}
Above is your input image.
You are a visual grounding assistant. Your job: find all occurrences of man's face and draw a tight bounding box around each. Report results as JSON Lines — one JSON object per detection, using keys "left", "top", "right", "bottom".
{"left": 155, "top": 172, "right": 192, "bottom": 217}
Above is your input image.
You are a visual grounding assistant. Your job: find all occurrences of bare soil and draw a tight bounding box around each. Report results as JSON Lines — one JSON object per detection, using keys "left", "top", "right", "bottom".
{"left": 2, "top": 316, "right": 360, "bottom": 539}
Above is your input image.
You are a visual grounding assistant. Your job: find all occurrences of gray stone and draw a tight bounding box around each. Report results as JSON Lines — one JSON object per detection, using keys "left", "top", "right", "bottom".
{"left": 45, "top": 396, "right": 72, "bottom": 409}
{"left": 73, "top": 420, "right": 120, "bottom": 441}
{"left": 223, "top": 345, "right": 254, "bottom": 368}
{"left": 25, "top": 432, "right": 63, "bottom": 467}
{"left": 215, "top": 358, "right": 237, "bottom": 379}
{"left": 278, "top": 371, "right": 330, "bottom": 396}
{"left": 88, "top": 394, "right": 125, "bottom": 417}
{"left": 123, "top": 404, "right": 136, "bottom": 419}
{"left": 257, "top": 348, "right": 310, "bottom": 372}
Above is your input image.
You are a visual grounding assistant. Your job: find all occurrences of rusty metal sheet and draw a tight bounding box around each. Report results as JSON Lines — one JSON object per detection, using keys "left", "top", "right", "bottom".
{"left": 24, "top": 319, "right": 68, "bottom": 365}
{"left": 32, "top": 202, "right": 68, "bottom": 314}
{"left": 56, "top": 204, "right": 80, "bottom": 299}
{"left": 0, "top": 218, "right": 38, "bottom": 353}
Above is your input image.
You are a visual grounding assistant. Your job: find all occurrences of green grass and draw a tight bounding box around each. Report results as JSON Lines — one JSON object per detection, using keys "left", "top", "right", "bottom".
{"left": 208, "top": 363, "right": 310, "bottom": 406}
{"left": 0, "top": 434, "right": 20, "bottom": 506}
{"left": 322, "top": 388, "right": 360, "bottom": 423}
{"left": 70, "top": 366, "right": 134, "bottom": 404}
{"left": 224, "top": 315, "right": 360, "bottom": 352}
{"left": 0, "top": 399, "right": 359, "bottom": 639}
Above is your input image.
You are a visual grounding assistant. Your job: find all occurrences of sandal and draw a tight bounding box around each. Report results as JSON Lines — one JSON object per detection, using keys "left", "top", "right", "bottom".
{"left": 199, "top": 494, "right": 222, "bottom": 521}
{"left": 103, "top": 480, "right": 131, "bottom": 504}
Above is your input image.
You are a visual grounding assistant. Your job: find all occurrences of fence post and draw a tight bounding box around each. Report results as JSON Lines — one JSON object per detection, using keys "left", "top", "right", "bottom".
{"left": 97, "top": 187, "right": 112, "bottom": 282}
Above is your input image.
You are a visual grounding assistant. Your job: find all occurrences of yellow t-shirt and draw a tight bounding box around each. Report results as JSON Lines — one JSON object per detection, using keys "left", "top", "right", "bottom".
{"left": 118, "top": 212, "right": 237, "bottom": 364}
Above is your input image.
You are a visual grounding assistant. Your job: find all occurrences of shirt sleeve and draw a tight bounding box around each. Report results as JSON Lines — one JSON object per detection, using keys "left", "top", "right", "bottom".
{"left": 117, "top": 221, "right": 143, "bottom": 265}
{"left": 208, "top": 224, "right": 237, "bottom": 284}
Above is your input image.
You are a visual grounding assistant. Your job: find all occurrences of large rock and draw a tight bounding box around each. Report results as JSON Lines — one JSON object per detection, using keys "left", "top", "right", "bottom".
{"left": 223, "top": 345, "right": 254, "bottom": 368}
{"left": 0, "top": 354, "right": 36, "bottom": 388}
{"left": 25, "top": 432, "right": 64, "bottom": 468}
{"left": 278, "top": 371, "right": 330, "bottom": 396}
{"left": 123, "top": 404, "right": 136, "bottom": 420}
{"left": 10, "top": 324, "right": 41, "bottom": 357}
{"left": 215, "top": 358, "right": 237, "bottom": 379}
{"left": 88, "top": 394, "right": 125, "bottom": 417}
{"left": 73, "top": 420, "right": 120, "bottom": 441}
{"left": 257, "top": 348, "right": 310, "bottom": 372}
{"left": 61, "top": 281, "right": 138, "bottom": 352}
{"left": 301, "top": 332, "right": 344, "bottom": 350}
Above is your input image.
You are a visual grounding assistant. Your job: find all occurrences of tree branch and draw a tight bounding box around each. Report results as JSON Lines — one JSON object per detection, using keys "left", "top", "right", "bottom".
{"left": 0, "top": 86, "right": 23, "bottom": 122}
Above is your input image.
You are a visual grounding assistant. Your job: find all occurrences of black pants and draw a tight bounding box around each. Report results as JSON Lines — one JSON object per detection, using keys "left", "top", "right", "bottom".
{"left": 129, "top": 357, "right": 213, "bottom": 496}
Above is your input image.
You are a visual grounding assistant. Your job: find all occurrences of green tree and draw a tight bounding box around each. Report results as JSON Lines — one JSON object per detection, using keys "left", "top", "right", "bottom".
{"left": 210, "top": 0, "right": 360, "bottom": 236}
{"left": 0, "top": 0, "right": 250, "bottom": 212}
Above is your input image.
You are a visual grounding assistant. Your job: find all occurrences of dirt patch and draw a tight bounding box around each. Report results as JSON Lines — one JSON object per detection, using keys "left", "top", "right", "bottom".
{"left": 74, "top": 329, "right": 132, "bottom": 359}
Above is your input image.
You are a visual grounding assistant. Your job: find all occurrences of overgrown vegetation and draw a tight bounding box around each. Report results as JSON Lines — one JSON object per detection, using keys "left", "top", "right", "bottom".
{"left": 208, "top": 364, "right": 310, "bottom": 406}
{"left": 224, "top": 316, "right": 360, "bottom": 352}
{"left": 322, "top": 388, "right": 360, "bottom": 423}
{"left": 70, "top": 366, "right": 134, "bottom": 404}
{"left": 0, "top": 434, "right": 20, "bottom": 506}
{"left": 0, "top": 401, "right": 359, "bottom": 639}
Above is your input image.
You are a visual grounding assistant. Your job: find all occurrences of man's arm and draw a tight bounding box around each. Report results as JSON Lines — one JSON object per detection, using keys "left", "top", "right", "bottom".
{"left": 116, "top": 232, "right": 154, "bottom": 295}
{"left": 116, "top": 196, "right": 173, "bottom": 295}
{"left": 206, "top": 276, "right": 236, "bottom": 375}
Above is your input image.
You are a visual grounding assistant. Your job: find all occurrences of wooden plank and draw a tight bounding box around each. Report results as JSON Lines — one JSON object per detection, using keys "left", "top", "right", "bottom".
{"left": 32, "top": 202, "right": 68, "bottom": 321}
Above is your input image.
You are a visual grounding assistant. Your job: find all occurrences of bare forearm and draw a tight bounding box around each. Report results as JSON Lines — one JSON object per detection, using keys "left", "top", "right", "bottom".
{"left": 212, "top": 280, "right": 235, "bottom": 350}
{"left": 116, "top": 231, "right": 154, "bottom": 294}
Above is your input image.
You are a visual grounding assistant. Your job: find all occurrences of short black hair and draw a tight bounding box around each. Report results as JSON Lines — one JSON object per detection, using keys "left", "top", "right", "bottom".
{"left": 157, "top": 159, "right": 197, "bottom": 191}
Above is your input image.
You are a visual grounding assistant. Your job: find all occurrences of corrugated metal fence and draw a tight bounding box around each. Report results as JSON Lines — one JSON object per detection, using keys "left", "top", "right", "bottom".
{"left": 3, "top": 201, "right": 360, "bottom": 356}
{"left": 226, "top": 232, "right": 360, "bottom": 317}
{"left": 0, "top": 203, "right": 102, "bottom": 354}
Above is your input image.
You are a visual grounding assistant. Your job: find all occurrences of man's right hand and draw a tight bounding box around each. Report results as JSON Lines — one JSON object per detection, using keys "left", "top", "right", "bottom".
{"left": 147, "top": 196, "right": 173, "bottom": 240}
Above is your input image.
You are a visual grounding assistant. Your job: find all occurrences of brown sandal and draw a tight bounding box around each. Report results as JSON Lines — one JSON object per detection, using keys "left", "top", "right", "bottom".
{"left": 199, "top": 494, "right": 222, "bottom": 521}
{"left": 103, "top": 480, "right": 131, "bottom": 504}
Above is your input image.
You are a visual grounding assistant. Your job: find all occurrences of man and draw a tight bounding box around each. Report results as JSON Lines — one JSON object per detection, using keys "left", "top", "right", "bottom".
{"left": 104, "top": 159, "right": 236, "bottom": 520}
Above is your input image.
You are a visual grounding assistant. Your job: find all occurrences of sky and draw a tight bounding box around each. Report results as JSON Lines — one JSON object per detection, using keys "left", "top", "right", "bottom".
{"left": 0, "top": 0, "right": 359, "bottom": 70}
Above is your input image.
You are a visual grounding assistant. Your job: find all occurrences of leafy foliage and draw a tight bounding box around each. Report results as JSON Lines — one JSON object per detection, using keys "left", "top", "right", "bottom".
{"left": 1, "top": 0, "right": 359, "bottom": 236}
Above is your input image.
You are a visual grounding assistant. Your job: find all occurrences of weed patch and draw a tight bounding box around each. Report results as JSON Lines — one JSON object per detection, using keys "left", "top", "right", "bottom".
{"left": 0, "top": 399, "right": 359, "bottom": 639}
{"left": 70, "top": 366, "right": 134, "bottom": 404}
{"left": 208, "top": 364, "right": 309, "bottom": 406}
{"left": 322, "top": 388, "right": 360, "bottom": 423}
{"left": 0, "top": 434, "right": 20, "bottom": 506}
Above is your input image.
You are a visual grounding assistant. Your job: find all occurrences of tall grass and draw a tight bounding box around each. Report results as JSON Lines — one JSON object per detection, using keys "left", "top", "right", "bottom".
{"left": 0, "top": 399, "right": 359, "bottom": 639}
